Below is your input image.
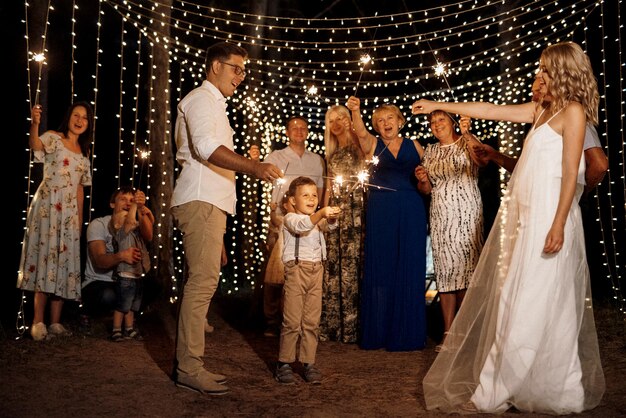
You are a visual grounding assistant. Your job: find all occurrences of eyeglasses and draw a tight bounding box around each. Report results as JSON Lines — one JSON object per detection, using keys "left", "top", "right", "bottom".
{"left": 220, "top": 61, "right": 247, "bottom": 77}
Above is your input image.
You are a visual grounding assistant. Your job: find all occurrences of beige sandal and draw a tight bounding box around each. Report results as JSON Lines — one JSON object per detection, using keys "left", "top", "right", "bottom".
{"left": 435, "top": 331, "right": 450, "bottom": 352}
{"left": 460, "top": 400, "right": 478, "bottom": 412}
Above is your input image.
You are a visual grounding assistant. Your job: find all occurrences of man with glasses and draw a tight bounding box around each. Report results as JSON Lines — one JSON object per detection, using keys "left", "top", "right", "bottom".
{"left": 171, "top": 41, "right": 282, "bottom": 395}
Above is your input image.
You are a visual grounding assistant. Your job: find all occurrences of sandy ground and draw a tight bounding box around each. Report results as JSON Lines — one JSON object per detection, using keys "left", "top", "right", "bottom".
{"left": 0, "top": 296, "right": 624, "bottom": 418}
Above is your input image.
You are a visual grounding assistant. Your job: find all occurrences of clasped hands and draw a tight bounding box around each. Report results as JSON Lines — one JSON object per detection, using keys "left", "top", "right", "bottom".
{"left": 320, "top": 206, "right": 342, "bottom": 223}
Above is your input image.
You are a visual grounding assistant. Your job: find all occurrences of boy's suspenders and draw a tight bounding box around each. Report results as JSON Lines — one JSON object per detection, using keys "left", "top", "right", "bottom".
{"left": 293, "top": 229, "right": 323, "bottom": 265}
{"left": 294, "top": 234, "right": 300, "bottom": 265}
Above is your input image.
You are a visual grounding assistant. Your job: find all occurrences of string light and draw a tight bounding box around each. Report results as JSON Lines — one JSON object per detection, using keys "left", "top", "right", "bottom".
{"left": 19, "top": 0, "right": 624, "bottom": 319}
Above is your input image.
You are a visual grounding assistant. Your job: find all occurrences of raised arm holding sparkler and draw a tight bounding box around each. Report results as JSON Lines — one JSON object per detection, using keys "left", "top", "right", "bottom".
{"left": 19, "top": 101, "right": 94, "bottom": 341}
{"left": 351, "top": 99, "right": 429, "bottom": 352}
{"left": 347, "top": 96, "right": 425, "bottom": 164}
{"left": 345, "top": 96, "right": 376, "bottom": 158}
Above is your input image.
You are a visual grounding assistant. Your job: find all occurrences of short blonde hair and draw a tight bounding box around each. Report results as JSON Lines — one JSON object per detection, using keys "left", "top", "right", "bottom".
{"left": 371, "top": 104, "right": 406, "bottom": 134}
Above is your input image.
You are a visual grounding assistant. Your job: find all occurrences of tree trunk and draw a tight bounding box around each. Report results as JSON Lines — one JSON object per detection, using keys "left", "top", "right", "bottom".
{"left": 148, "top": 0, "right": 174, "bottom": 309}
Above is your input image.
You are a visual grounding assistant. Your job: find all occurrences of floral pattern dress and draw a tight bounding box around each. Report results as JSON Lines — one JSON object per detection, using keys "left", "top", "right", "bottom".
{"left": 17, "top": 132, "right": 92, "bottom": 300}
{"left": 320, "top": 145, "right": 365, "bottom": 343}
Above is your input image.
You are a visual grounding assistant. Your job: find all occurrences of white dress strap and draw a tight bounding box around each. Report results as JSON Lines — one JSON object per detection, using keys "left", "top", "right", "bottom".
{"left": 533, "top": 106, "right": 564, "bottom": 131}
{"left": 531, "top": 107, "right": 547, "bottom": 130}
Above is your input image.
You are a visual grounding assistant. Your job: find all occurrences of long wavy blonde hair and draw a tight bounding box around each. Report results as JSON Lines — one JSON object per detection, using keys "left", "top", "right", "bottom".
{"left": 541, "top": 41, "right": 599, "bottom": 125}
{"left": 324, "top": 105, "right": 362, "bottom": 161}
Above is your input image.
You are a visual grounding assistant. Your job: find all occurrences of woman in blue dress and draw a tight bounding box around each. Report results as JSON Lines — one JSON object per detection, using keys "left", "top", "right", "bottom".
{"left": 347, "top": 96, "right": 428, "bottom": 351}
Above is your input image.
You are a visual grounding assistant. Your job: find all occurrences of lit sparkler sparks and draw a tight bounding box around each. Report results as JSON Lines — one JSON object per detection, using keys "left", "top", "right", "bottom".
{"left": 365, "top": 155, "right": 380, "bottom": 166}
{"left": 244, "top": 97, "right": 259, "bottom": 112}
{"left": 135, "top": 148, "right": 151, "bottom": 189}
{"left": 359, "top": 54, "right": 372, "bottom": 65}
{"left": 275, "top": 177, "right": 287, "bottom": 186}
{"left": 325, "top": 173, "right": 396, "bottom": 195}
{"left": 434, "top": 61, "right": 447, "bottom": 77}
{"left": 356, "top": 169, "right": 369, "bottom": 185}
{"left": 306, "top": 85, "right": 319, "bottom": 96}
{"left": 32, "top": 52, "right": 46, "bottom": 105}
{"left": 354, "top": 53, "right": 374, "bottom": 96}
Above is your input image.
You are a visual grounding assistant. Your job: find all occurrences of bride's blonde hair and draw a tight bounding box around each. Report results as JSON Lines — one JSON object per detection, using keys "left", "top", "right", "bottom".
{"left": 541, "top": 42, "right": 599, "bottom": 125}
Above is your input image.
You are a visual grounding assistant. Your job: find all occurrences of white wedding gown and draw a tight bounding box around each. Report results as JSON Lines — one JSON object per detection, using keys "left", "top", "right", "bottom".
{"left": 423, "top": 113, "right": 605, "bottom": 414}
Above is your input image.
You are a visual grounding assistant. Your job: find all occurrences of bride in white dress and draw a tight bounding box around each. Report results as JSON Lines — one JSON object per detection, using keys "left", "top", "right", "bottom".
{"left": 411, "top": 41, "right": 605, "bottom": 415}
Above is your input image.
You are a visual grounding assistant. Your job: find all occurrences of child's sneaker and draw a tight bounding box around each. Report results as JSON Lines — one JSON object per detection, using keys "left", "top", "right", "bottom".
{"left": 304, "top": 363, "right": 322, "bottom": 384}
{"left": 30, "top": 322, "right": 47, "bottom": 341}
{"left": 274, "top": 363, "right": 295, "bottom": 385}
{"left": 124, "top": 328, "right": 143, "bottom": 341}
{"left": 48, "top": 323, "right": 73, "bottom": 337}
{"left": 110, "top": 329, "right": 124, "bottom": 342}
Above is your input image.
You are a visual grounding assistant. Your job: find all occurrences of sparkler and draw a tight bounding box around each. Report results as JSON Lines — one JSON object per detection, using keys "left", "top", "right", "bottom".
{"left": 32, "top": 52, "right": 46, "bottom": 106}
{"left": 426, "top": 38, "right": 456, "bottom": 103}
{"left": 346, "top": 169, "right": 371, "bottom": 194}
{"left": 272, "top": 162, "right": 289, "bottom": 204}
{"left": 325, "top": 173, "right": 396, "bottom": 199}
{"left": 434, "top": 62, "right": 447, "bottom": 77}
{"left": 353, "top": 53, "right": 373, "bottom": 97}
{"left": 304, "top": 84, "right": 330, "bottom": 105}
{"left": 244, "top": 96, "right": 259, "bottom": 112}
{"left": 352, "top": 24, "right": 378, "bottom": 97}
{"left": 306, "top": 85, "right": 318, "bottom": 97}
{"left": 433, "top": 58, "right": 454, "bottom": 100}
{"left": 135, "top": 148, "right": 150, "bottom": 190}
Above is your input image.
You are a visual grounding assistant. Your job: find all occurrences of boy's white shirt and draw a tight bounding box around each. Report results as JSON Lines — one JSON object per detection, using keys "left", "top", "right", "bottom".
{"left": 282, "top": 212, "right": 337, "bottom": 263}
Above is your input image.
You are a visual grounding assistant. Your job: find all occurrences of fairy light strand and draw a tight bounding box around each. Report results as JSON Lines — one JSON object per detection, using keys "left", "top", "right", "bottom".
{"left": 131, "top": 31, "right": 142, "bottom": 189}
{"left": 17, "top": 0, "right": 625, "bottom": 317}
{"left": 87, "top": 0, "right": 105, "bottom": 223}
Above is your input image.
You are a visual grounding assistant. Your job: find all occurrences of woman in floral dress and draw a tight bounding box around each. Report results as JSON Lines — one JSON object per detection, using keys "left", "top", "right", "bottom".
{"left": 17, "top": 102, "right": 93, "bottom": 341}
